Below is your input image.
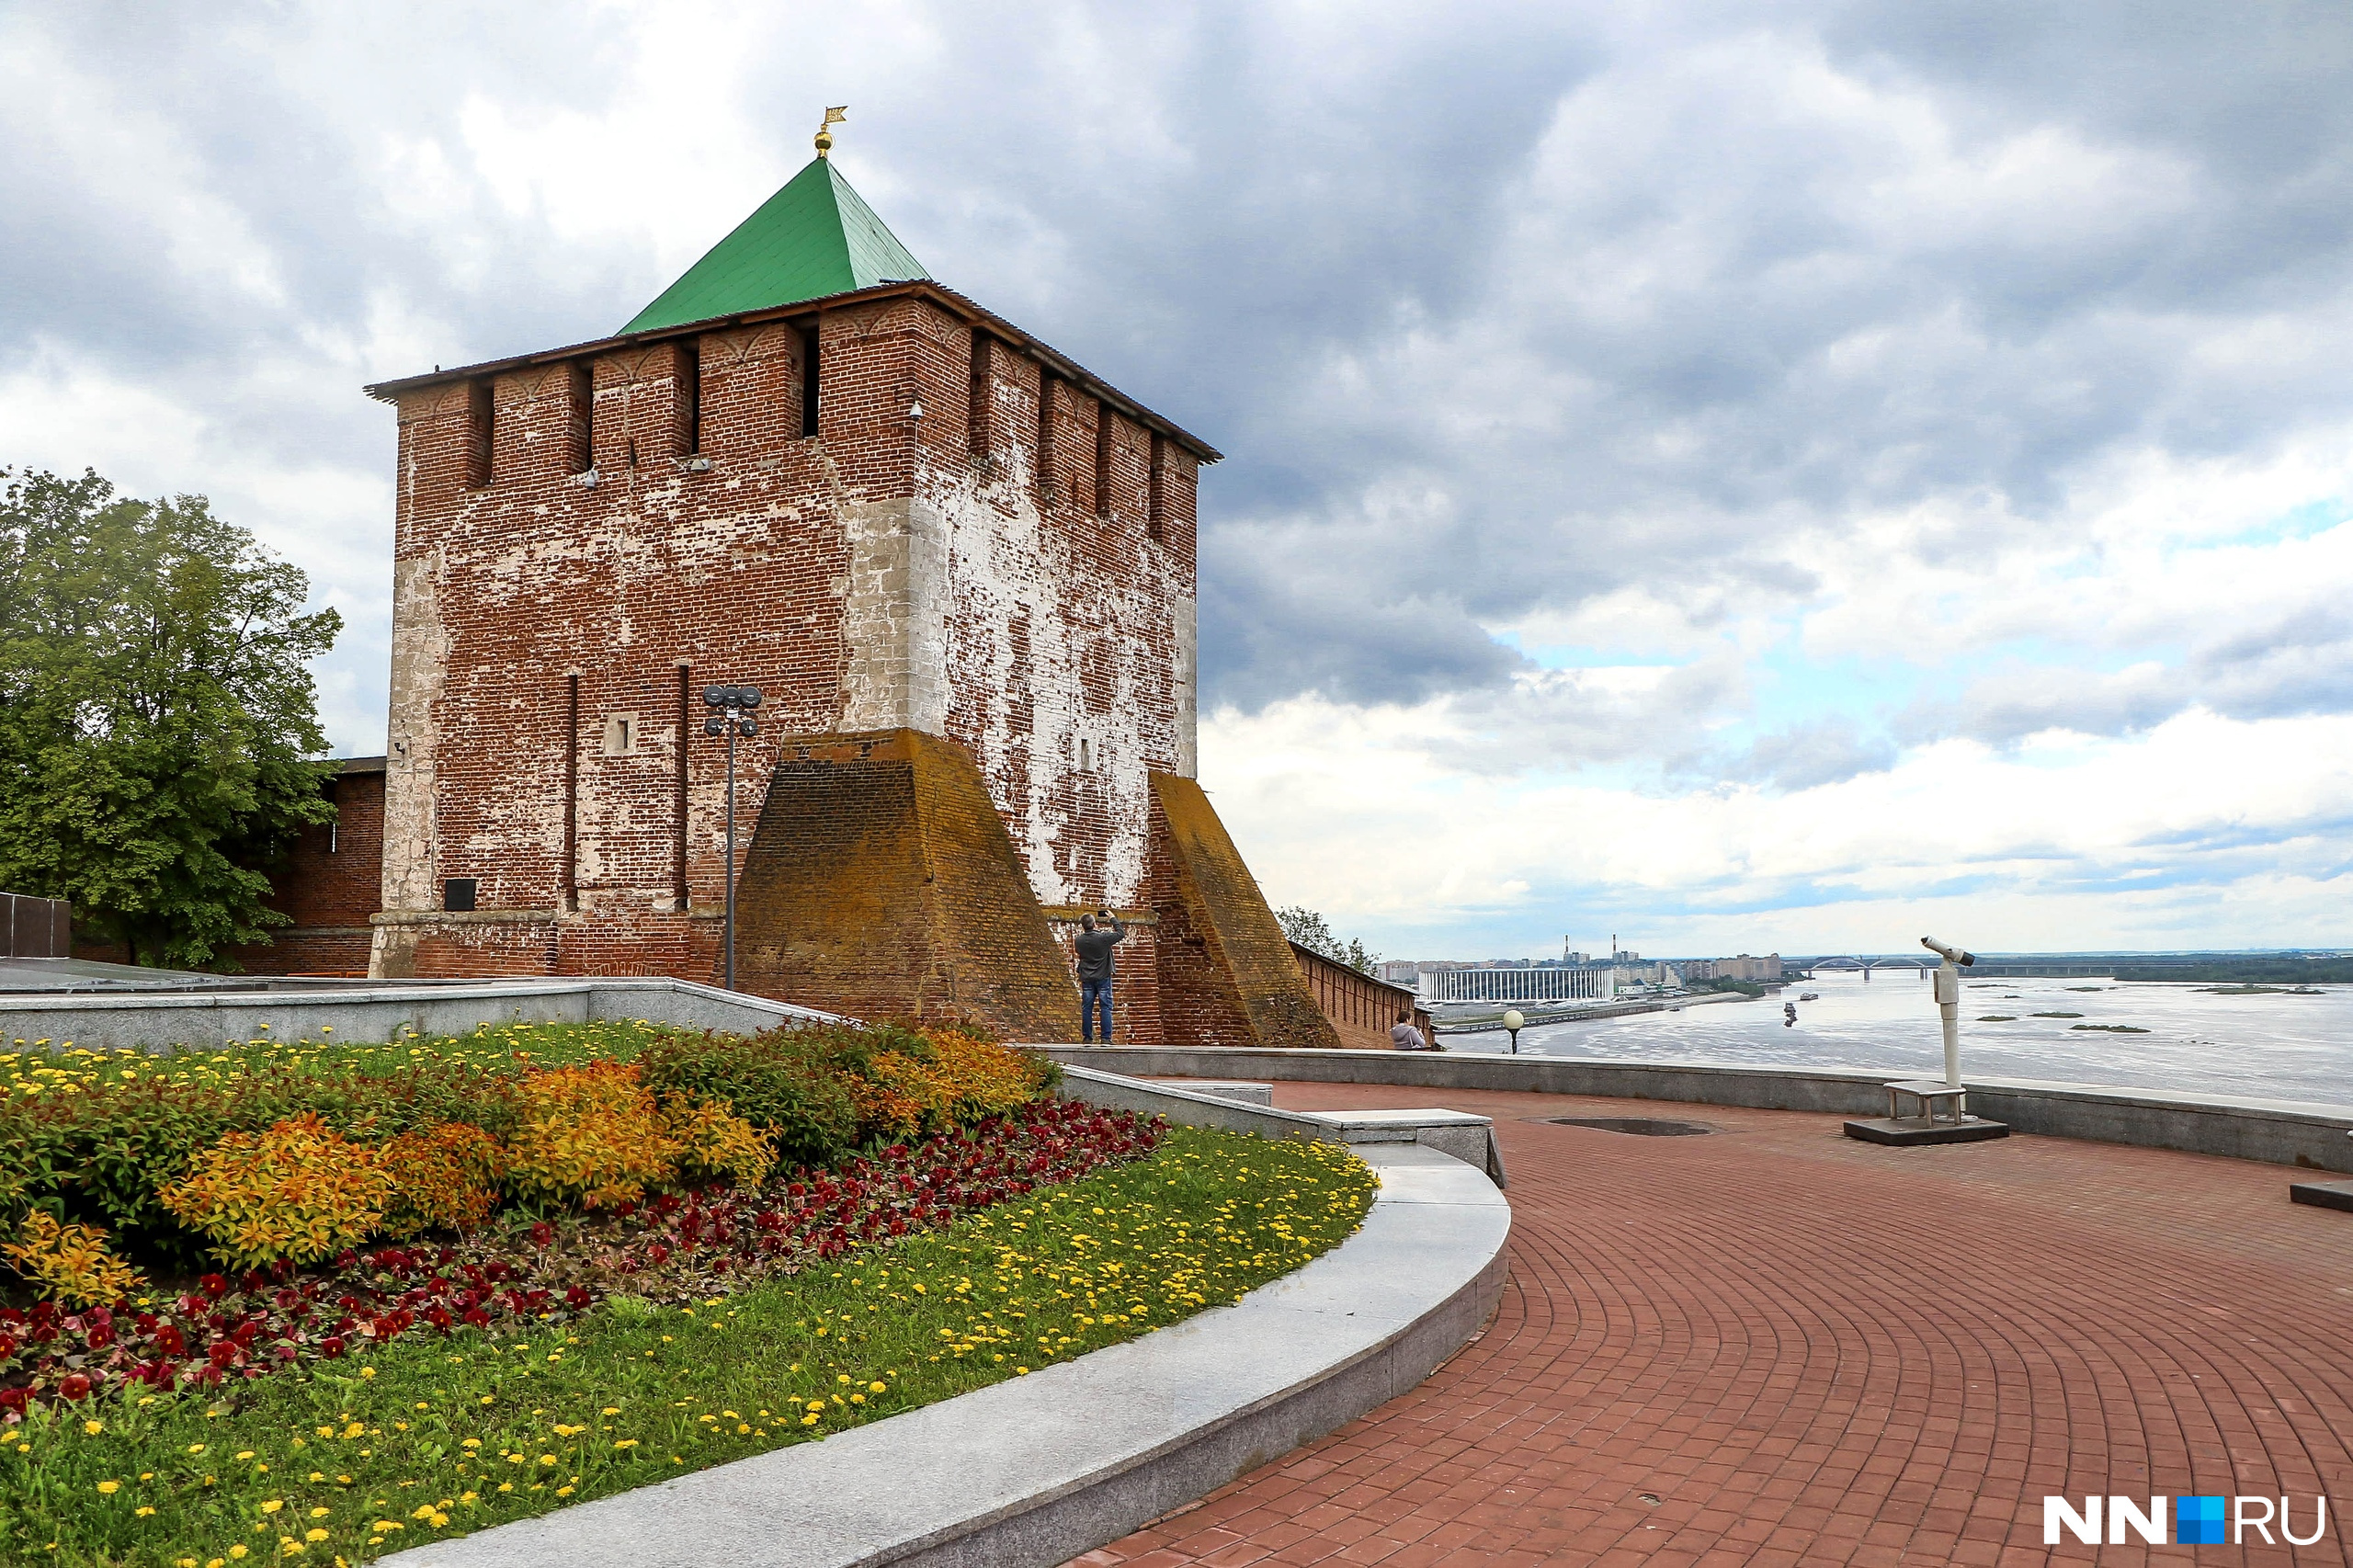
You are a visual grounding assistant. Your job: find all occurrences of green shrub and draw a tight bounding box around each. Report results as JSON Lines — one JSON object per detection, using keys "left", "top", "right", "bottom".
{"left": 637, "top": 1030, "right": 861, "bottom": 1171}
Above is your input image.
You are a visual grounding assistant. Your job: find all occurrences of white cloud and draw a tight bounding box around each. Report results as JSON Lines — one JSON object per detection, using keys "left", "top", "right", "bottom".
{"left": 7, "top": 0, "right": 2353, "bottom": 955}
{"left": 1208, "top": 699, "right": 2353, "bottom": 954}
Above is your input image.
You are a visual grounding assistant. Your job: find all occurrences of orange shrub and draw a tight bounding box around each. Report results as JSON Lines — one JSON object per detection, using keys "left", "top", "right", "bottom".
{"left": 160, "top": 1114, "right": 393, "bottom": 1267}
{"left": 851, "top": 1029, "right": 1052, "bottom": 1138}
{"left": 660, "top": 1094, "right": 777, "bottom": 1188}
{"left": 503, "top": 1062, "right": 677, "bottom": 1210}
{"left": 381, "top": 1122, "right": 506, "bottom": 1236}
{"left": 3, "top": 1211, "right": 147, "bottom": 1306}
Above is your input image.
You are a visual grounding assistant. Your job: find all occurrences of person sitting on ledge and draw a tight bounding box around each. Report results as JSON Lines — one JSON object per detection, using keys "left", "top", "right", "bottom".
{"left": 1075, "top": 908, "right": 1127, "bottom": 1043}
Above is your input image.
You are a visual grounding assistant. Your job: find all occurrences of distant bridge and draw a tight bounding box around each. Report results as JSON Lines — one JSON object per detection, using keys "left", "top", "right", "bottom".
{"left": 1788, "top": 956, "right": 1936, "bottom": 980}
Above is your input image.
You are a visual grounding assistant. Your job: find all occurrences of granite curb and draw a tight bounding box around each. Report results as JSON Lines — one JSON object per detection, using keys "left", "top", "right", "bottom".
{"left": 383, "top": 1142, "right": 1508, "bottom": 1568}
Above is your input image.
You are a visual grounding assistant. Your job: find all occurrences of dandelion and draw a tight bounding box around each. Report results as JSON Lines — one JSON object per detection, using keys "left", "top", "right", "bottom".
{"left": 97, "top": 1480, "right": 119, "bottom": 1494}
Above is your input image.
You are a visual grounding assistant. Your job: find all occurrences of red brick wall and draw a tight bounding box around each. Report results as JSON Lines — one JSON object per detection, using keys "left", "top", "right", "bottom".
{"left": 1291, "top": 942, "right": 1432, "bottom": 1050}
{"left": 229, "top": 767, "right": 387, "bottom": 975}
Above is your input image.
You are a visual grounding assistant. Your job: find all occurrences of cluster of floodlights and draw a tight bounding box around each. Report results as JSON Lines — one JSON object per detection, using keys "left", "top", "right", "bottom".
{"left": 703, "top": 683, "right": 763, "bottom": 990}
{"left": 703, "top": 683, "right": 761, "bottom": 736}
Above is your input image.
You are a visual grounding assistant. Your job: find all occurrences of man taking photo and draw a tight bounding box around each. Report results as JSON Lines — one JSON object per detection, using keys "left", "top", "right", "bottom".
{"left": 1074, "top": 908, "right": 1127, "bottom": 1042}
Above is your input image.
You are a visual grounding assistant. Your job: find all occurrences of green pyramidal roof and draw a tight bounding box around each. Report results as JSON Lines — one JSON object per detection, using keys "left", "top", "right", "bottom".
{"left": 620, "top": 157, "right": 929, "bottom": 335}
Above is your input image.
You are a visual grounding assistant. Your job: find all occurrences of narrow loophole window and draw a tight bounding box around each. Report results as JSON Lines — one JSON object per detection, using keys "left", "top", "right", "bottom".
{"left": 568, "top": 363, "right": 595, "bottom": 473}
{"left": 679, "top": 338, "right": 702, "bottom": 456}
{"left": 968, "top": 331, "right": 993, "bottom": 460}
{"left": 1036, "top": 373, "right": 1057, "bottom": 495}
{"left": 1147, "top": 433, "right": 1166, "bottom": 540}
{"left": 465, "top": 381, "right": 494, "bottom": 488}
{"left": 1094, "top": 401, "right": 1113, "bottom": 517}
{"left": 799, "top": 323, "right": 821, "bottom": 438}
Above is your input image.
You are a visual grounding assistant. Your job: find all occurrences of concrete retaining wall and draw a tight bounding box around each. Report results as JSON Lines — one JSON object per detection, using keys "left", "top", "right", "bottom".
{"left": 1056, "top": 1064, "right": 1507, "bottom": 1187}
{"left": 0, "top": 978, "right": 841, "bottom": 1052}
{"left": 1037, "top": 1045, "right": 2353, "bottom": 1176}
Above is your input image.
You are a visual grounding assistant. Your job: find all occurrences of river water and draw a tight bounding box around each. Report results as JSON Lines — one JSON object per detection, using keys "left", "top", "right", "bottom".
{"left": 1511, "top": 971, "right": 2353, "bottom": 1108}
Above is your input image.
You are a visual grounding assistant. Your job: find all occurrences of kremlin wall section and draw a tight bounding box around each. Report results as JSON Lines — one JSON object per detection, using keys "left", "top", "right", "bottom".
{"left": 358, "top": 287, "right": 1337, "bottom": 1049}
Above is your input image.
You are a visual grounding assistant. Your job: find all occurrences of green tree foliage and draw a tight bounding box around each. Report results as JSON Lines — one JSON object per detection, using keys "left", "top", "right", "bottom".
{"left": 1274, "top": 904, "right": 1379, "bottom": 975}
{"left": 0, "top": 467, "right": 341, "bottom": 968}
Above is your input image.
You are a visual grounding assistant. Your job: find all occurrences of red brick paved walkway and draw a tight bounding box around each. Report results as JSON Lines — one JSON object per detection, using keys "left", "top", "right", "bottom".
{"left": 1074, "top": 1082, "right": 2353, "bottom": 1566}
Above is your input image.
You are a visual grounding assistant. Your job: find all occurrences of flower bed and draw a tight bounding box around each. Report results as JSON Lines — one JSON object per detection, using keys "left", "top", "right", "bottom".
{"left": 0, "top": 1098, "right": 1157, "bottom": 1408}
{"left": 1, "top": 1125, "right": 1376, "bottom": 1566}
{"left": 0, "top": 1017, "right": 1055, "bottom": 1359}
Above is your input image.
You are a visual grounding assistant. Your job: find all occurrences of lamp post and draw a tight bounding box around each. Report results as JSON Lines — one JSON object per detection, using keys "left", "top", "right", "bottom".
{"left": 703, "top": 683, "right": 761, "bottom": 991}
{"left": 1503, "top": 1007, "right": 1526, "bottom": 1054}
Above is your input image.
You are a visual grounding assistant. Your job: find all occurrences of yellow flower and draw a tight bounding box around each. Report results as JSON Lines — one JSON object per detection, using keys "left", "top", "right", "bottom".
{"left": 232, "top": 1550, "right": 249, "bottom": 1562}
{"left": 84, "top": 1420, "right": 104, "bottom": 1436}
{"left": 138, "top": 1506, "right": 157, "bottom": 1517}
{"left": 310, "top": 1506, "right": 330, "bottom": 1517}
{"left": 305, "top": 1530, "right": 328, "bottom": 1542}
{"left": 261, "top": 1500, "right": 284, "bottom": 1514}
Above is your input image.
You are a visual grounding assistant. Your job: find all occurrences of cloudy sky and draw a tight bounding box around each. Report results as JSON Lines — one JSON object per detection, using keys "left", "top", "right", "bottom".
{"left": 7, "top": 0, "right": 2353, "bottom": 960}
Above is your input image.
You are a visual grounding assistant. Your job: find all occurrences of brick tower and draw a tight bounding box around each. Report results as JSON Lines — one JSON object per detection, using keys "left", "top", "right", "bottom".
{"left": 363, "top": 127, "right": 1336, "bottom": 1049}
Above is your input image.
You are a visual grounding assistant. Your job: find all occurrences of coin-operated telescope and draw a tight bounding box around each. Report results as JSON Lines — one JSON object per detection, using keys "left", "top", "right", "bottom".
{"left": 1919, "top": 936, "right": 1975, "bottom": 1086}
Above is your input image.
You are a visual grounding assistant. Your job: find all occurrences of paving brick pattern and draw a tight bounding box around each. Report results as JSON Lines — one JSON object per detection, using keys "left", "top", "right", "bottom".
{"left": 1075, "top": 1082, "right": 2353, "bottom": 1565}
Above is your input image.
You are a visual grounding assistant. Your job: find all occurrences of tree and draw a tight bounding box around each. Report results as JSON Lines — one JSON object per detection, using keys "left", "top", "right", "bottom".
{"left": 0, "top": 468, "right": 342, "bottom": 969}
{"left": 1274, "top": 904, "right": 1380, "bottom": 975}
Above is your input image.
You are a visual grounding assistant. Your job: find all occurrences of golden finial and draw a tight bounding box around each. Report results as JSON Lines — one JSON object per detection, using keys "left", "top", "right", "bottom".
{"left": 815, "top": 106, "right": 847, "bottom": 158}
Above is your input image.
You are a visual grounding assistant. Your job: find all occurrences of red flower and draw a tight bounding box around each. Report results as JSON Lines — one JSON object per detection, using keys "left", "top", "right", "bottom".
{"left": 58, "top": 1373, "right": 91, "bottom": 1401}
{"left": 199, "top": 1274, "right": 230, "bottom": 1301}
{"left": 319, "top": 1336, "right": 346, "bottom": 1358}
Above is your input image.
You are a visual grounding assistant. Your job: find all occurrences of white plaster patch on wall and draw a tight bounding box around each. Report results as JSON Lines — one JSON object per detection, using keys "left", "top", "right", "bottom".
{"left": 924, "top": 460, "right": 1184, "bottom": 912}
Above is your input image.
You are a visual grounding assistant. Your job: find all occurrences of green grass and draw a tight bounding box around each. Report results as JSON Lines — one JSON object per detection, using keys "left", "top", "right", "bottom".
{"left": 0, "top": 1128, "right": 1376, "bottom": 1566}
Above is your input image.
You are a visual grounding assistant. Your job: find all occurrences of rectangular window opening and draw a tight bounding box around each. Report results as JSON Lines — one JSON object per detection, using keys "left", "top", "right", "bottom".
{"left": 1093, "top": 400, "right": 1113, "bottom": 517}
{"left": 799, "top": 323, "right": 821, "bottom": 438}
{"left": 444, "top": 878, "right": 478, "bottom": 913}
{"left": 1147, "top": 433, "right": 1167, "bottom": 540}
{"left": 568, "top": 363, "right": 595, "bottom": 474}
{"left": 967, "top": 331, "right": 993, "bottom": 460}
{"left": 678, "top": 338, "right": 702, "bottom": 456}
{"left": 465, "top": 381, "right": 494, "bottom": 488}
